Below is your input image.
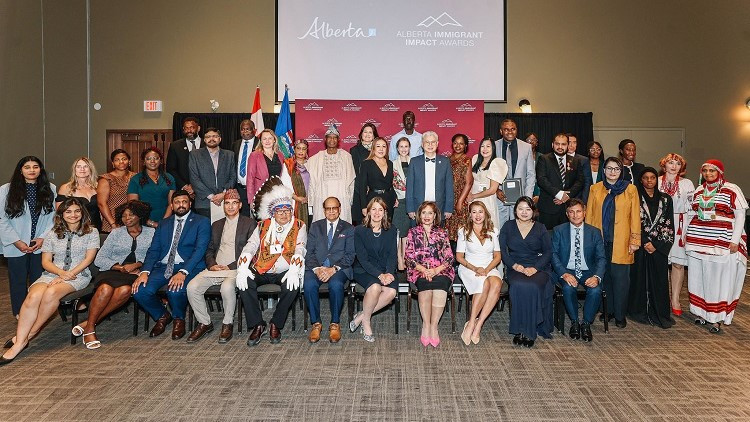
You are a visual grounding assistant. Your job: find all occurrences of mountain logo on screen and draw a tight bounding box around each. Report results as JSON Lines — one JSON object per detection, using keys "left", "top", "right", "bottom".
{"left": 418, "top": 103, "right": 438, "bottom": 112}
{"left": 417, "top": 12, "right": 462, "bottom": 28}
{"left": 302, "top": 102, "right": 324, "bottom": 111}
{"left": 342, "top": 135, "right": 359, "bottom": 144}
{"left": 362, "top": 118, "right": 382, "bottom": 127}
{"left": 322, "top": 118, "right": 342, "bottom": 128}
{"left": 437, "top": 119, "right": 458, "bottom": 128}
{"left": 304, "top": 133, "right": 324, "bottom": 143}
{"left": 456, "top": 103, "right": 477, "bottom": 112}
{"left": 380, "top": 103, "right": 400, "bottom": 112}
{"left": 341, "top": 103, "right": 362, "bottom": 112}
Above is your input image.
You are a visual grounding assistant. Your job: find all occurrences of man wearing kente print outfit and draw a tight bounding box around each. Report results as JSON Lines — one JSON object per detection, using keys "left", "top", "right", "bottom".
{"left": 236, "top": 178, "right": 307, "bottom": 346}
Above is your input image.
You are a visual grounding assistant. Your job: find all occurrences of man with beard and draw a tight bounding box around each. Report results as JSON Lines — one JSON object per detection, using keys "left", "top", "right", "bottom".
{"left": 618, "top": 139, "right": 645, "bottom": 188}
{"left": 231, "top": 119, "right": 258, "bottom": 216}
{"left": 536, "top": 133, "right": 585, "bottom": 230}
{"left": 188, "top": 127, "right": 236, "bottom": 218}
{"left": 167, "top": 117, "right": 202, "bottom": 195}
{"left": 495, "top": 119, "right": 536, "bottom": 224}
{"left": 132, "top": 190, "right": 211, "bottom": 340}
{"left": 307, "top": 125, "right": 355, "bottom": 223}
{"left": 388, "top": 110, "right": 422, "bottom": 160}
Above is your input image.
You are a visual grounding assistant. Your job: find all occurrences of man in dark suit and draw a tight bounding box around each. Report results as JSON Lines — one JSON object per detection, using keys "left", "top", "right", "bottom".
{"left": 185, "top": 189, "right": 256, "bottom": 343}
{"left": 167, "top": 116, "right": 202, "bottom": 194}
{"left": 188, "top": 127, "right": 237, "bottom": 218}
{"left": 536, "top": 133, "right": 585, "bottom": 230}
{"left": 303, "top": 197, "right": 355, "bottom": 343}
{"left": 231, "top": 119, "right": 258, "bottom": 216}
{"left": 406, "top": 131, "right": 454, "bottom": 221}
{"left": 132, "top": 190, "right": 211, "bottom": 340}
{"left": 618, "top": 139, "right": 645, "bottom": 188}
{"left": 567, "top": 133, "right": 593, "bottom": 203}
{"left": 551, "top": 199, "right": 606, "bottom": 342}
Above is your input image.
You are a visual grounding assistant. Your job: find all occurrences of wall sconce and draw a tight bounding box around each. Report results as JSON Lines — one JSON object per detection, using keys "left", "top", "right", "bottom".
{"left": 519, "top": 99, "right": 532, "bottom": 113}
{"left": 209, "top": 99, "right": 220, "bottom": 112}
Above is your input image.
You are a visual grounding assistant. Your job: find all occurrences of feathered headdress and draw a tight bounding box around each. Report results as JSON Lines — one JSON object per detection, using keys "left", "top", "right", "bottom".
{"left": 253, "top": 176, "right": 294, "bottom": 220}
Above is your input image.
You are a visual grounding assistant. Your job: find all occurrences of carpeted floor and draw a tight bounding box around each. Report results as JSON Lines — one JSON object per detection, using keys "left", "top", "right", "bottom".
{"left": 0, "top": 264, "right": 749, "bottom": 421}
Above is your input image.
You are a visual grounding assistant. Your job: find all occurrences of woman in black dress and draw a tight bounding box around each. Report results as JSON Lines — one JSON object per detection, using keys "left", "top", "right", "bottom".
{"left": 628, "top": 167, "right": 675, "bottom": 328}
{"left": 350, "top": 123, "right": 379, "bottom": 224}
{"left": 499, "top": 197, "right": 554, "bottom": 348}
{"left": 356, "top": 137, "right": 396, "bottom": 220}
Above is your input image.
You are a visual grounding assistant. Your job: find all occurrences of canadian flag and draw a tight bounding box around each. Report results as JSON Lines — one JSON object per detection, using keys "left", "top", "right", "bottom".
{"left": 251, "top": 86, "right": 264, "bottom": 135}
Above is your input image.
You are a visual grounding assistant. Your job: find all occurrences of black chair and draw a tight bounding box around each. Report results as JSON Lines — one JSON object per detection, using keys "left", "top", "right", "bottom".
{"left": 554, "top": 284, "right": 609, "bottom": 333}
{"left": 133, "top": 285, "right": 194, "bottom": 336}
{"left": 237, "top": 284, "right": 298, "bottom": 332}
{"left": 347, "top": 281, "right": 399, "bottom": 334}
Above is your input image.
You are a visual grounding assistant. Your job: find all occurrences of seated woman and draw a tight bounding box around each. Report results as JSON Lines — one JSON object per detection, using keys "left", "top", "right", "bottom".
{"left": 350, "top": 197, "right": 398, "bottom": 342}
{"left": 499, "top": 196, "right": 554, "bottom": 348}
{"left": 1, "top": 198, "right": 99, "bottom": 365}
{"left": 455, "top": 201, "right": 503, "bottom": 346}
{"left": 404, "top": 201, "right": 455, "bottom": 348}
{"left": 73, "top": 200, "right": 155, "bottom": 349}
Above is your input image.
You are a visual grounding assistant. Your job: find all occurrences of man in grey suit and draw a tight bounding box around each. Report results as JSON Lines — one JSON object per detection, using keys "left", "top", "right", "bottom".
{"left": 406, "top": 131, "right": 454, "bottom": 221}
{"left": 188, "top": 127, "right": 237, "bottom": 218}
{"left": 495, "top": 119, "right": 536, "bottom": 225}
{"left": 567, "top": 133, "right": 593, "bottom": 203}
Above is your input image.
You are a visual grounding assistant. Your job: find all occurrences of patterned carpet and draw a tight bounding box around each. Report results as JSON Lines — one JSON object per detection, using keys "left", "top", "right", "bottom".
{"left": 0, "top": 265, "right": 749, "bottom": 421}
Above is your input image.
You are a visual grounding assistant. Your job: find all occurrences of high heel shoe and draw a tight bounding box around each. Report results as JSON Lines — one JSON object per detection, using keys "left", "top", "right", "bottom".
{"left": 671, "top": 308, "right": 682, "bottom": 316}
{"left": 420, "top": 336, "right": 430, "bottom": 347}
{"left": 349, "top": 312, "right": 363, "bottom": 333}
{"left": 3, "top": 338, "right": 13, "bottom": 349}
{"left": 429, "top": 337, "right": 440, "bottom": 348}
{"left": 460, "top": 322, "right": 471, "bottom": 346}
{"left": 72, "top": 324, "right": 85, "bottom": 337}
{"left": 470, "top": 332, "right": 480, "bottom": 345}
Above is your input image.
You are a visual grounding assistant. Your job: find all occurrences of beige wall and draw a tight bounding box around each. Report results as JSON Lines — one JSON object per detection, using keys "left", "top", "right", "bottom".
{"left": 3, "top": 0, "right": 750, "bottom": 190}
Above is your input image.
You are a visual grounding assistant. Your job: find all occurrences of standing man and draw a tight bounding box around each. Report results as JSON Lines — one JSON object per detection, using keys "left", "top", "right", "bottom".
{"left": 132, "top": 190, "right": 211, "bottom": 340}
{"left": 406, "top": 131, "right": 454, "bottom": 221}
{"left": 231, "top": 119, "right": 259, "bottom": 216}
{"left": 307, "top": 125, "right": 356, "bottom": 223}
{"left": 495, "top": 119, "right": 536, "bottom": 225}
{"left": 619, "top": 139, "right": 645, "bottom": 187}
{"left": 185, "top": 189, "right": 256, "bottom": 343}
{"left": 567, "top": 133, "right": 593, "bottom": 203}
{"left": 536, "top": 133, "right": 585, "bottom": 230}
{"left": 188, "top": 127, "right": 237, "bottom": 218}
{"left": 388, "top": 111, "right": 422, "bottom": 160}
{"left": 551, "top": 199, "right": 606, "bottom": 342}
{"left": 303, "top": 197, "right": 355, "bottom": 343}
{"left": 167, "top": 117, "right": 202, "bottom": 195}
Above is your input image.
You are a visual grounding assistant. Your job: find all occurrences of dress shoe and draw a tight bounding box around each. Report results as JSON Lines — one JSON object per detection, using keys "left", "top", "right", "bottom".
{"left": 247, "top": 324, "right": 266, "bottom": 347}
{"left": 671, "top": 308, "right": 682, "bottom": 316}
{"left": 512, "top": 334, "right": 522, "bottom": 345}
{"left": 598, "top": 313, "right": 614, "bottom": 323}
{"left": 149, "top": 312, "right": 173, "bottom": 337}
{"left": 186, "top": 322, "right": 214, "bottom": 343}
{"left": 308, "top": 322, "right": 322, "bottom": 343}
{"left": 429, "top": 337, "right": 440, "bottom": 348}
{"left": 569, "top": 321, "right": 581, "bottom": 340}
{"left": 420, "top": 336, "right": 430, "bottom": 347}
{"left": 269, "top": 322, "right": 282, "bottom": 344}
{"left": 218, "top": 324, "right": 233, "bottom": 344}
{"left": 580, "top": 322, "right": 593, "bottom": 342}
{"left": 3, "top": 338, "right": 13, "bottom": 349}
{"left": 522, "top": 337, "right": 535, "bottom": 348}
{"left": 0, "top": 355, "right": 16, "bottom": 366}
{"left": 615, "top": 318, "right": 627, "bottom": 328}
{"left": 171, "top": 319, "right": 186, "bottom": 340}
{"left": 329, "top": 323, "right": 341, "bottom": 343}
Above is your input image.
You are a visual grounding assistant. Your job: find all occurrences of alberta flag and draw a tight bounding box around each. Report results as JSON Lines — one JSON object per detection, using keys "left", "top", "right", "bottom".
{"left": 275, "top": 86, "right": 294, "bottom": 158}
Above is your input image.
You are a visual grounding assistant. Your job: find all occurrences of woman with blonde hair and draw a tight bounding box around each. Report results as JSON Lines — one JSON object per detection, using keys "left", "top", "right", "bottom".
{"left": 246, "top": 129, "right": 285, "bottom": 210}
{"left": 455, "top": 200, "right": 502, "bottom": 345}
{"left": 57, "top": 157, "right": 102, "bottom": 230}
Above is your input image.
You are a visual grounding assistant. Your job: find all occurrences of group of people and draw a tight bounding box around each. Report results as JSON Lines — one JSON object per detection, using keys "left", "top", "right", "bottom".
{"left": 0, "top": 113, "right": 746, "bottom": 364}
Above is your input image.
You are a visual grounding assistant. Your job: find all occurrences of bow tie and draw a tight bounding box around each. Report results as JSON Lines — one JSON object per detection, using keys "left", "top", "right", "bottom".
{"left": 425, "top": 157, "right": 436, "bottom": 163}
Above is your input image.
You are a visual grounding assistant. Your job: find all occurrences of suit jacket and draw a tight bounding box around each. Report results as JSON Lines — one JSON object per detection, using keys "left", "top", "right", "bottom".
{"left": 305, "top": 218, "right": 356, "bottom": 279}
{"left": 585, "top": 182, "right": 641, "bottom": 264}
{"left": 142, "top": 212, "right": 211, "bottom": 277}
{"left": 246, "top": 150, "right": 286, "bottom": 208}
{"left": 551, "top": 222, "right": 606, "bottom": 280}
{"left": 535, "top": 153, "right": 585, "bottom": 214}
{"left": 571, "top": 153, "right": 593, "bottom": 203}
{"left": 188, "top": 147, "right": 237, "bottom": 209}
{"left": 231, "top": 137, "right": 259, "bottom": 157}
{"left": 406, "top": 154, "right": 455, "bottom": 214}
{"left": 167, "top": 138, "right": 200, "bottom": 189}
{"left": 495, "top": 138, "right": 536, "bottom": 198}
{"left": 205, "top": 215, "right": 256, "bottom": 269}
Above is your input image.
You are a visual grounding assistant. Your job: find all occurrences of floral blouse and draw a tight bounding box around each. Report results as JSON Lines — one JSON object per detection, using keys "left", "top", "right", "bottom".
{"left": 404, "top": 225, "right": 455, "bottom": 283}
{"left": 640, "top": 193, "right": 675, "bottom": 256}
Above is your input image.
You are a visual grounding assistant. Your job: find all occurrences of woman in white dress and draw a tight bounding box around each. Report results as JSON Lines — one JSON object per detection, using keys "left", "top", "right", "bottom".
{"left": 455, "top": 201, "right": 503, "bottom": 346}
{"left": 657, "top": 153, "right": 695, "bottom": 316}
{"left": 467, "top": 138, "right": 508, "bottom": 232}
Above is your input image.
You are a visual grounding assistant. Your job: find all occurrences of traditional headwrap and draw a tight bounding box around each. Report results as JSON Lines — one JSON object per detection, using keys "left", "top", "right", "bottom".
{"left": 255, "top": 178, "right": 294, "bottom": 220}
{"left": 699, "top": 159, "right": 725, "bottom": 185}
{"left": 224, "top": 188, "right": 241, "bottom": 201}
{"left": 325, "top": 124, "right": 340, "bottom": 138}
{"left": 601, "top": 159, "right": 631, "bottom": 243}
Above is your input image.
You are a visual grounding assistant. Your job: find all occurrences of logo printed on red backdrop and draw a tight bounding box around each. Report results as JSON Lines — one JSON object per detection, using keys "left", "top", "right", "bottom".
{"left": 296, "top": 99, "right": 484, "bottom": 156}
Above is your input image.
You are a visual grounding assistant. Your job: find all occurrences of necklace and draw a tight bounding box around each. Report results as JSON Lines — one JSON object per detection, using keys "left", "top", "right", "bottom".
{"left": 660, "top": 175, "right": 679, "bottom": 197}
{"left": 372, "top": 229, "right": 381, "bottom": 238}
{"left": 697, "top": 181, "right": 721, "bottom": 220}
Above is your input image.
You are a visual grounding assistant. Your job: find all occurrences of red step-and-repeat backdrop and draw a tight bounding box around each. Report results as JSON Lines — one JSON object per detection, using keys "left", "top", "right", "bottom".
{"left": 294, "top": 99, "right": 484, "bottom": 156}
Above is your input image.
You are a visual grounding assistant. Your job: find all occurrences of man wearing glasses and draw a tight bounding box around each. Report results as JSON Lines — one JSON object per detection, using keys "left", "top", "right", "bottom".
{"left": 495, "top": 119, "right": 536, "bottom": 224}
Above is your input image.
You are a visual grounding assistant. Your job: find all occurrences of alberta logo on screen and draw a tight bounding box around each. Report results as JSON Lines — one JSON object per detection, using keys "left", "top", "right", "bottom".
{"left": 456, "top": 103, "right": 477, "bottom": 112}
{"left": 418, "top": 12, "right": 462, "bottom": 28}
{"left": 298, "top": 17, "right": 376, "bottom": 40}
{"left": 304, "top": 133, "right": 324, "bottom": 143}
{"left": 418, "top": 103, "right": 438, "bottom": 112}
{"left": 380, "top": 103, "right": 400, "bottom": 112}
{"left": 437, "top": 119, "right": 458, "bottom": 128}
{"left": 321, "top": 118, "right": 342, "bottom": 128}
{"left": 342, "top": 135, "right": 359, "bottom": 144}
{"left": 302, "top": 102, "right": 323, "bottom": 111}
{"left": 361, "top": 118, "right": 381, "bottom": 127}
{"left": 341, "top": 103, "right": 362, "bottom": 112}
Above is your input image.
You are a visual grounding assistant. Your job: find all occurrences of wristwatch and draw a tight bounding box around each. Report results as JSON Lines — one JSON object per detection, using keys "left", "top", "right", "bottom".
{"left": 333, "top": 265, "right": 341, "bottom": 272}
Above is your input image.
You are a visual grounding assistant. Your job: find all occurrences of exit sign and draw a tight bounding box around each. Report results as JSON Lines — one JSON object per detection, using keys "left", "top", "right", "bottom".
{"left": 144, "top": 100, "right": 162, "bottom": 112}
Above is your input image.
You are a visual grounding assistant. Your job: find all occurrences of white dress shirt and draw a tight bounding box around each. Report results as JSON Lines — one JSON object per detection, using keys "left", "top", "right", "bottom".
{"left": 424, "top": 156, "right": 437, "bottom": 202}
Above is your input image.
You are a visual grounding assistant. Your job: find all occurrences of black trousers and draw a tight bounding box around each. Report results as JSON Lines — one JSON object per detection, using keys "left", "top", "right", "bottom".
{"left": 7, "top": 253, "right": 43, "bottom": 316}
{"left": 239, "top": 271, "right": 298, "bottom": 329}
{"left": 236, "top": 183, "right": 252, "bottom": 217}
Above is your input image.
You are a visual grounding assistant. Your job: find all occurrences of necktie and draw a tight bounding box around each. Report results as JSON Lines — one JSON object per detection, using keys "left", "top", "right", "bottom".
{"left": 425, "top": 157, "right": 435, "bottom": 163}
{"left": 574, "top": 227, "right": 582, "bottom": 279}
{"left": 559, "top": 156, "right": 566, "bottom": 185}
{"left": 323, "top": 222, "right": 334, "bottom": 267}
{"left": 164, "top": 218, "right": 184, "bottom": 279}
{"left": 189, "top": 140, "right": 196, "bottom": 151}
{"left": 239, "top": 141, "right": 249, "bottom": 178}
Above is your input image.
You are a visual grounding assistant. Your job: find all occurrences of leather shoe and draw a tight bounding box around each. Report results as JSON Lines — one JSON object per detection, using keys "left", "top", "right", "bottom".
{"left": 569, "top": 321, "right": 581, "bottom": 340}
{"left": 0, "top": 355, "right": 16, "bottom": 366}
{"left": 247, "top": 324, "right": 266, "bottom": 346}
{"left": 218, "top": 324, "right": 233, "bottom": 344}
{"left": 3, "top": 338, "right": 13, "bottom": 349}
{"left": 269, "top": 322, "right": 282, "bottom": 344}
{"left": 581, "top": 322, "right": 593, "bottom": 342}
{"left": 149, "top": 312, "right": 173, "bottom": 337}
{"left": 329, "top": 323, "right": 341, "bottom": 343}
{"left": 186, "top": 322, "right": 213, "bottom": 343}
{"left": 598, "top": 313, "right": 614, "bottom": 323}
{"left": 308, "top": 322, "right": 322, "bottom": 343}
{"left": 523, "top": 337, "right": 535, "bottom": 348}
{"left": 512, "top": 334, "right": 522, "bottom": 345}
{"left": 172, "top": 319, "right": 186, "bottom": 340}
{"left": 615, "top": 318, "right": 627, "bottom": 329}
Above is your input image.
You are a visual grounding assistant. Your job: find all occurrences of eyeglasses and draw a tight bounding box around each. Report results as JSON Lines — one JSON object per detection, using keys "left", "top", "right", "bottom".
{"left": 274, "top": 209, "right": 292, "bottom": 215}
{"left": 324, "top": 206, "right": 340, "bottom": 211}
{"left": 604, "top": 167, "right": 621, "bottom": 172}
{"left": 589, "top": 147, "right": 602, "bottom": 152}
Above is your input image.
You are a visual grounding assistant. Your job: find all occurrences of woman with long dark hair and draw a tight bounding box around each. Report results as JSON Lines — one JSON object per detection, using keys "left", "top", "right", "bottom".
{"left": 281, "top": 139, "right": 311, "bottom": 226}
{"left": 0, "top": 156, "right": 56, "bottom": 317}
{"left": 468, "top": 137, "right": 508, "bottom": 231}
{"left": 356, "top": 137, "right": 396, "bottom": 219}
{"left": 445, "top": 133, "right": 473, "bottom": 248}
{"left": 127, "top": 147, "right": 175, "bottom": 228}
{"left": 97, "top": 149, "right": 136, "bottom": 233}
{"left": 350, "top": 123, "right": 379, "bottom": 224}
